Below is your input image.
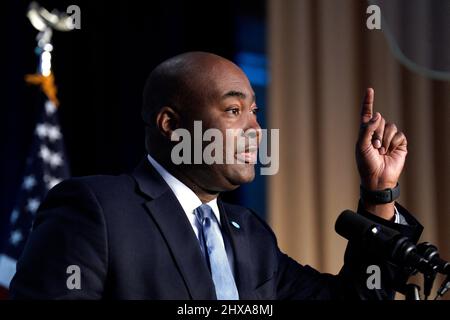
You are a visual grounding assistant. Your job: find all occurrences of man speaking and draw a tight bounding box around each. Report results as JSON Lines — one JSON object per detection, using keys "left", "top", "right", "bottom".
{"left": 10, "top": 52, "right": 422, "bottom": 299}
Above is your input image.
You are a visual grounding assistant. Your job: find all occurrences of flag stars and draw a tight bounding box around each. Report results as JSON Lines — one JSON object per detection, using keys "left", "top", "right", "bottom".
{"left": 49, "top": 152, "right": 63, "bottom": 168}
{"left": 35, "top": 123, "right": 62, "bottom": 142}
{"left": 9, "top": 230, "right": 23, "bottom": 246}
{"left": 22, "top": 175, "right": 37, "bottom": 190}
{"left": 39, "top": 145, "right": 63, "bottom": 168}
{"left": 26, "top": 198, "right": 40, "bottom": 214}
{"left": 10, "top": 209, "right": 20, "bottom": 224}
{"left": 36, "top": 123, "right": 48, "bottom": 138}
{"left": 7, "top": 100, "right": 68, "bottom": 256}
{"left": 45, "top": 100, "right": 57, "bottom": 115}
{"left": 47, "top": 126, "right": 61, "bottom": 141}
{"left": 39, "top": 145, "right": 51, "bottom": 162}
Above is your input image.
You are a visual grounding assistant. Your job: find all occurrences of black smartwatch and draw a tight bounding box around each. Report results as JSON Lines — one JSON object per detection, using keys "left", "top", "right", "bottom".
{"left": 360, "top": 183, "right": 400, "bottom": 204}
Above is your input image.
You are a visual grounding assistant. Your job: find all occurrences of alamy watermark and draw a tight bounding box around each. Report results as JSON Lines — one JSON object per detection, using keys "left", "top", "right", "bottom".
{"left": 366, "top": 265, "right": 381, "bottom": 290}
{"left": 67, "top": 5, "right": 81, "bottom": 30}
{"left": 170, "top": 121, "right": 279, "bottom": 176}
{"left": 66, "top": 264, "right": 81, "bottom": 290}
{"left": 366, "top": 5, "right": 381, "bottom": 30}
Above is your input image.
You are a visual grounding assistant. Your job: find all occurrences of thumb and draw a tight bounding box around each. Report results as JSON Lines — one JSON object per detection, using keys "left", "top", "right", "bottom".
{"left": 358, "top": 112, "right": 382, "bottom": 150}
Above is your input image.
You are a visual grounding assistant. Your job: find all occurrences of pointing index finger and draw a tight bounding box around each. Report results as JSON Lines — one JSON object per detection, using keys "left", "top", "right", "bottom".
{"left": 360, "top": 88, "right": 374, "bottom": 124}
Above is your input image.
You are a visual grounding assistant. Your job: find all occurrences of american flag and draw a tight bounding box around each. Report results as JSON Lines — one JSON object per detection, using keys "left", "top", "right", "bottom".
{"left": 0, "top": 98, "right": 70, "bottom": 296}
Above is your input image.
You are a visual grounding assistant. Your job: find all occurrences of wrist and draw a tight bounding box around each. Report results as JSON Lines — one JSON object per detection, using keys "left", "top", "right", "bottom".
{"left": 361, "top": 179, "right": 397, "bottom": 191}
{"left": 360, "top": 183, "right": 400, "bottom": 204}
{"left": 359, "top": 182, "right": 400, "bottom": 221}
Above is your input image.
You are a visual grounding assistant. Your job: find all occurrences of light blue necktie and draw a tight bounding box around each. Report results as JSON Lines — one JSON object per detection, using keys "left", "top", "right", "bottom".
{"left": 195, "top": 204, "right": 239, "bottom": 300}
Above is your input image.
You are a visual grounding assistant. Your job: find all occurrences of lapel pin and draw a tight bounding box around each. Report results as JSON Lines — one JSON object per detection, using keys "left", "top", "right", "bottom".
{"left": 231, "top": 221, "right": 240, "bottom": 229}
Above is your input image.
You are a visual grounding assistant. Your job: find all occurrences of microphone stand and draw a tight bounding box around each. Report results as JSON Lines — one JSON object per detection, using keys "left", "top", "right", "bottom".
{"left": 400, "top": 242, "right": 450, "bottom": 300}
{"left": 417, "top": 242, "right": 450, "bottom": 300}
{"left": 435, "top": 275, "right": 450, "bottom": 300}
{"left": 404, "top": 284, "right": 421, "bottom": 300}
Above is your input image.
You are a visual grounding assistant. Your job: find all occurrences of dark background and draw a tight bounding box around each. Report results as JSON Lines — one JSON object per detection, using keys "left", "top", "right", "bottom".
{"left": 0, "top": 0, "right": 267, "bottom": 245}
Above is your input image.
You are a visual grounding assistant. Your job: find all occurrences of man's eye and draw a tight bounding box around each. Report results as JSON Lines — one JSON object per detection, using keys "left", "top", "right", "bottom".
{"left": 226, "top": 107, "right": 240, "bottom": 115}
{"left": 251, "top": 107, "right": 259, "bottom": 115}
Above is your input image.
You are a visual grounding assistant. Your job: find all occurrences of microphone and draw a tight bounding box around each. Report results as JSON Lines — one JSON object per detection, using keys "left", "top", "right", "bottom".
{"left": 416, "top": 242, "right": 450, "bottom": 299}
{"left": 416, "top": 242, "right": 450, "bottom": 275}
{"left": 335, "top": 210, "right": 437, "bottom": 275}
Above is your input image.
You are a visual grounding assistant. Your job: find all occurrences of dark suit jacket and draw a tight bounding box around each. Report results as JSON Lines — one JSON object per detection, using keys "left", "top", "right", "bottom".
{"left": 10, "top": 159, "right": 423, "bottom": 299}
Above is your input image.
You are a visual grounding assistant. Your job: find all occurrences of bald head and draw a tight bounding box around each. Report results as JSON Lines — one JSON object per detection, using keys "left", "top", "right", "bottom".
{"left": 142, "top": 52, "right": 259, "bottom": 194}
{"left": 142, "top": 52, "right": 244, "bottom": 128}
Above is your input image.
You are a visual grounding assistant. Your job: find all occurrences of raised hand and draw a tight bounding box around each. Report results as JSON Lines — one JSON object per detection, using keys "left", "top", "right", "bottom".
{"left": 355, "top": 88, "right": 407, "bottom": 219}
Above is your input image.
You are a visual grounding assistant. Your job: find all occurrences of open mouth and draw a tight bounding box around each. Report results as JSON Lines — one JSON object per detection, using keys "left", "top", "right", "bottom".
{"left": 235, "top": 146, "right": 258, "bottom": 164}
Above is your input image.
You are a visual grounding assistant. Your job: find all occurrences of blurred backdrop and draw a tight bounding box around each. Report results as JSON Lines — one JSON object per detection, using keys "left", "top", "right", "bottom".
{"left": 268, "top": 0, "right": 449, "bottom": 298}
{"left": 0, "top": 0, "right": 448, "bottom": 299}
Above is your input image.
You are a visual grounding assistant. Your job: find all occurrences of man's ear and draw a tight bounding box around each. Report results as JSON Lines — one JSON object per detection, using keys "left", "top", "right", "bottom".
{"left": 156, "top": 106, "right": 180, "bottom": 138}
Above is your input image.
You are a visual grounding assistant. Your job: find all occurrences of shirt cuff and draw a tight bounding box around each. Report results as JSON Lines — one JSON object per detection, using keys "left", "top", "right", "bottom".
{"left": 394, "top": 206, "right": 408, "bottom": 225}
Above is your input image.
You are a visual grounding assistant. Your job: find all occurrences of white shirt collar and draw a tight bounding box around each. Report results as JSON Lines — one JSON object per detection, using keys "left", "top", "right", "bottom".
{"left": 147, "top": 154, "right": 221, "bottom": 224}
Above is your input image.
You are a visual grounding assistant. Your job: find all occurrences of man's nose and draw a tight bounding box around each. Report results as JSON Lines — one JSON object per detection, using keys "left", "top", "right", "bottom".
{"left": 244, "top": 109, "right": 261, "bottom": 129}
{"left": 243, "top": 113, "right": 262, "bottom": 143}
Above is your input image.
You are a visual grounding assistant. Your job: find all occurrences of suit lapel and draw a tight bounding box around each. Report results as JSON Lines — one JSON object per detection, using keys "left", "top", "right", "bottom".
{"left": 218, "top": 200, "right": 257, "bottom": 299}
{"left": 132, "top": 159, "right": 216, "bottom": 299}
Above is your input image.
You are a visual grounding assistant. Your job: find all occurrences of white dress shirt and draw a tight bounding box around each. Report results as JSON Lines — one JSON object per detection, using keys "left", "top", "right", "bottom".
{"left": 147, "top": 155, "right": 221, "bottom": 234}
{"left": 147, "top": 154, "right": 235, "bottom": 274}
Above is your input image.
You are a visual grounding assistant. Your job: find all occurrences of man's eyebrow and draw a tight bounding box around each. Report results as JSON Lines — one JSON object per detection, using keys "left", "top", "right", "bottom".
{"left": 221, "top": 90, "right": 256, "bottom": 102}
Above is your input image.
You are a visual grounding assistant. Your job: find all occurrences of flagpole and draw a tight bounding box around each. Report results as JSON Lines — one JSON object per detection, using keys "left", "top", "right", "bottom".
{"left": 25, "top": 1, "right": 76, "bottom": 106}
{"left": 0, "top": 2, "right": 74, "bottom": 296}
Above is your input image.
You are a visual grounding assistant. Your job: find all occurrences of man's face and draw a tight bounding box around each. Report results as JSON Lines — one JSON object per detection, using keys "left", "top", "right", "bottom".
{"left": 180, "top": 60, "right": 261, "bottom": 192}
